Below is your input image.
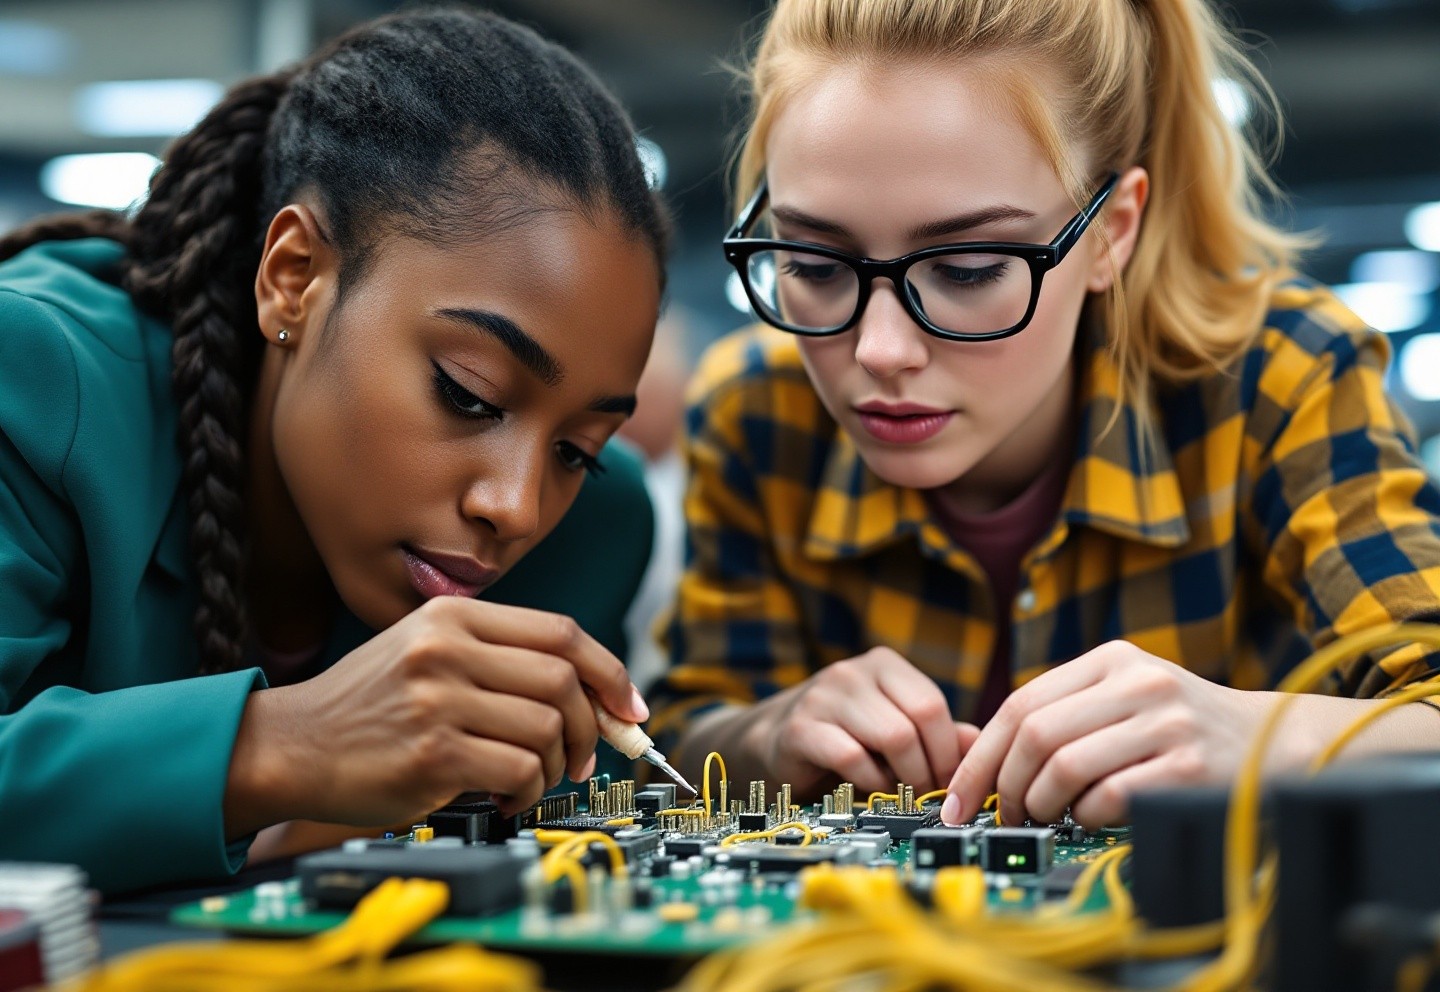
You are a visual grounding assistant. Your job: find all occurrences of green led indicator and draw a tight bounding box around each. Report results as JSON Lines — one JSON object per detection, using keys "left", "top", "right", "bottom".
{"left": 1006, "top": 854, "right": 1027, "bottom": 867}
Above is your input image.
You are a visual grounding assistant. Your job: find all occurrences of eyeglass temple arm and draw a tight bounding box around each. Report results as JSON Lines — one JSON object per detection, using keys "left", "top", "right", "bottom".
{"left": 1052, "top": 172, "right": 1121, "bottom": 257}
{"left": 726, "top": 180, "right": 770, "bottom": 240}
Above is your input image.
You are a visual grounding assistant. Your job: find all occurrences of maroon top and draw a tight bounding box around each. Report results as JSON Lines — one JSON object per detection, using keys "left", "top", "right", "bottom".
{"left": 927, "top": 455, "right": 1070, "bottom": 725}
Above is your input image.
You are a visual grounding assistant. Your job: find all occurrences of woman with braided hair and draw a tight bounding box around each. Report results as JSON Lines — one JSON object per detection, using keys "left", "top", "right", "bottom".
{"left": 0, "top": 8, "right": 666, "bottom": 893}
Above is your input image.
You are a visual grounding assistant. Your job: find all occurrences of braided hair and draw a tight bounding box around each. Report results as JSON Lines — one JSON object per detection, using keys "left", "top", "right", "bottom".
{"left": 0, "top": 9, "right": 669, "bottom": 674}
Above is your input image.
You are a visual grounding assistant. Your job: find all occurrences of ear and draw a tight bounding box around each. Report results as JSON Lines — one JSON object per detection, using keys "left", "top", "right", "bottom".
{"left": 1085, "top": 165, "right": 1149, "bottom": 293}
{"left": 254, "top": 204, "right": 337, "bottom": 347}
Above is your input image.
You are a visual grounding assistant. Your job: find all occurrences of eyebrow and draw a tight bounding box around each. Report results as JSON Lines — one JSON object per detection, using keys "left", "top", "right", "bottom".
{"left": 432, "top": 306, "right": 637, "bottom": 416}
{"left": 434, "top": 307, "right": 563, "bottom": 386}
{"left": 770, "top": 203, "right": 1039, "bottom": 244}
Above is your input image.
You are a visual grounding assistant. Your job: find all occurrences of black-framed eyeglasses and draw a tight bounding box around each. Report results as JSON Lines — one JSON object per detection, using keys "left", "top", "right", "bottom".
{"left": 722, "top": 173, "right": 1119, "bottom": 342}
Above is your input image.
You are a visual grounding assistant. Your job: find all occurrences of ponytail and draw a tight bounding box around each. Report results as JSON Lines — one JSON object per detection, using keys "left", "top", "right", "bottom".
{"left": 0, "top": 72, "right": 292, "bottom": 674}
{"left": 132, "top": 71, "right": 295, "bottom": 674}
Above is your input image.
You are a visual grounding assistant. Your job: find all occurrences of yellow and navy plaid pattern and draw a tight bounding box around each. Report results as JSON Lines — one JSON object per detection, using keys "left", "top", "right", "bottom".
{"left": 650, "top": 278, "right": 1440, "bottom": 745}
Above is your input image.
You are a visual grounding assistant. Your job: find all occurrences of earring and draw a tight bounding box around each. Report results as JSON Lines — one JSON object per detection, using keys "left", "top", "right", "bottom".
{"left": 277, "top": 329, "right": 290, "bottom": 343}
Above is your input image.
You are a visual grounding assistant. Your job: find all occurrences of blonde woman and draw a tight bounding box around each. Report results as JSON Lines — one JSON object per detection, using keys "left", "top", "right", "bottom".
{"left": 651, "top": 0, "right": 1440, "bottom": 829}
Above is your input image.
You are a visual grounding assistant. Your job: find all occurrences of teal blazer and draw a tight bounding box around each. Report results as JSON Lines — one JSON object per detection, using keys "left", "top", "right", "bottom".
{"left": 0, "top": 239, "right": 653, "bottom": 894}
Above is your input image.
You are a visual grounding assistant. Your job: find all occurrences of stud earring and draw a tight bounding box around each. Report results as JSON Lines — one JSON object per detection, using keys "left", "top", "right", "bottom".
{"left": 277, "top": 329, "right": 290, "bottom": 343}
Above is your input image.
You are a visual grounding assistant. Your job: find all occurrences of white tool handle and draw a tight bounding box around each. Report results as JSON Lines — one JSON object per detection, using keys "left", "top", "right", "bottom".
{"left": 591, "top": 698, "right": 654, "bottom": 759}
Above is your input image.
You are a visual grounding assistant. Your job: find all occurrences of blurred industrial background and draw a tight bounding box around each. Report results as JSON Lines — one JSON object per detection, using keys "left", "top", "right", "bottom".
{"left": 2, "top": 1, "right": 1439, "bottom": 641}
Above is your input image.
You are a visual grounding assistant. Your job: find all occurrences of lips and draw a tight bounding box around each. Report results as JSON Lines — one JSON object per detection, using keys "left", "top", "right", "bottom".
{"left": 402, "top": 544, "right": 500, "bottom": 600}
{"left": 853, "top": 400, "right": 955, "bottom": 445}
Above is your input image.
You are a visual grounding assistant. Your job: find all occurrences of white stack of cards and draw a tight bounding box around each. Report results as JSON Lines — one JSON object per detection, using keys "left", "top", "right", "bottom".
{"left": 0, "top": 863, "right": 98, "bottom": 982}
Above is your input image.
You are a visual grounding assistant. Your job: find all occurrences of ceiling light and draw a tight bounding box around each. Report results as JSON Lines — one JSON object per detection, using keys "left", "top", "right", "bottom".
{"left": 74, "top": 79, "right": 223, "bottom": 138}
{"left": 0, "top": 19, "right": 73, "bottom": 76}
{"left": 1211, "top": 77, "right": 1251, "bottom": 128}
{"left": 1399, "top": 334, "right": 1440, "bottom": 402}
{"left": 726, "top": 271, "right": 753, "bottom": 315}
{"left": 1350, "top": 250, "right": 1440, "bottom": 294}
{"left": 1405, "top": 203, "right": 1440, "bottom": 253}
{"left": 40, "top": 153, "right": 161, "bottom": 210}
{"left": 1332, "top": 282, "right": 1431, "bottom": 334}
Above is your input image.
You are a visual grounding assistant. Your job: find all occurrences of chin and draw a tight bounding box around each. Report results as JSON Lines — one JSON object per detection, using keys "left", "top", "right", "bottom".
{"left": 857, "top": 445, "right": 976, "bottom": 492}
{"left": 332, "top": 567, "right": 416, "bottom": 632}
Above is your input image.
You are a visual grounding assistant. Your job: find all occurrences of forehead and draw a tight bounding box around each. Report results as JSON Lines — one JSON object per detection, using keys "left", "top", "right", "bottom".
{"left": 362, "top": 211, "right": 659, "bottom": 378}
{"left": 764, "top": 59, "right": 1062, "bottom": 216}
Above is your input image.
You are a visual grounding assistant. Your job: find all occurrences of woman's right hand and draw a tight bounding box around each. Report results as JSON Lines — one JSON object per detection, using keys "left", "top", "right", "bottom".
{"left": 224, "top": 596, "right": 648, "bottom": 838}
{"left": 735, "top": 647, "right": 977, "bottom": 797}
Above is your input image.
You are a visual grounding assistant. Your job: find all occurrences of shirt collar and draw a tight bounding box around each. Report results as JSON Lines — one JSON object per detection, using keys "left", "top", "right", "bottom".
{"left": 802, "top": 324, "right": 1190, "bottom": 563}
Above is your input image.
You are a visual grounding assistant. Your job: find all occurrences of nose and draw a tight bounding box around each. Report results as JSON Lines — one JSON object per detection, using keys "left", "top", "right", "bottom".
{"left": 853, "top": 283, "right": 930, "bottom": 380}
{"left": 460, "top": 446, "right": 544, "bottom": 543}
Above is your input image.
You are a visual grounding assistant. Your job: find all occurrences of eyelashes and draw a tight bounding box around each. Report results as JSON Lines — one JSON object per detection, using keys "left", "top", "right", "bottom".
{"left": 430, "top": 361, "right": 605, "bottom": 477}
{"left": 432, "top": 361, "right": 503, "bottom": 420}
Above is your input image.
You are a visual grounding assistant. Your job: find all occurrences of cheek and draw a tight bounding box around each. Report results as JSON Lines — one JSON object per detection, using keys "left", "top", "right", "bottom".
{"left": 796, "top": 336, "right": 855, "bottom": 408}
{"left": 942, "top": 269, "right": 1089, "bottom": 409}
{"left": 275, "top": 352, "right": 438, "bottom": 550}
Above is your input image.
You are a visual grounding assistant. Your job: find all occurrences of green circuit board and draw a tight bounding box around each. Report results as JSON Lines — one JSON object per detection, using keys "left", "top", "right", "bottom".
{"left": 172, "top": 778, "right": 1130, "bottom": 959}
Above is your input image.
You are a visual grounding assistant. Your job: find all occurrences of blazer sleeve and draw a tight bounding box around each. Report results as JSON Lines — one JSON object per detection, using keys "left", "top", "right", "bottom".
{"left": 0, "top": 288, "right": 264, "bottom": 895}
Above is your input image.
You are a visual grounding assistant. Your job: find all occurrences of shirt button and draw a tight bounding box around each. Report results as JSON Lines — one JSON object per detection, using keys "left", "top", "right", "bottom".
{"left": 1016, "top": 589, "right": 1037, "bottom": 613}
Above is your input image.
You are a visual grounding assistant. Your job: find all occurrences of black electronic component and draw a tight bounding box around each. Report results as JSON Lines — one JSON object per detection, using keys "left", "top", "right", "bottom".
{"left": 1130, "top": 786, "right": 1230, "bottom": 928}
{"left": 663, "top": 838, "right": 707, "bottom": 860}
{"left": 632, "top": 883, "right": 656, "bottom": 909}
{"left": 645, "top": 855, "right": 675, "bottom": 877}
{"left": 856, "top": 811, "right": 939, "bottom": 839}
{"left": 635, "top": 784, "right": 676, "bottom": 811}
{"left": 427, "top": 797, "right": 517, "bottom": 845}
{"left": 817, "top": 813, "right": 854, "bottom": 830}
{"left": 1040, "top": 863, "right": 1089, "bottom": 900}
{"left": 550, "top": 881, "right": 576, "bottom": 915}
{"left": 634, "top": 793, "right": 665, "bottom": 816}
{"left": 575, "top": 830, "right": 662, "bottom": 872}
{"left": 715, "top": 843, "right": 859, "bottom": 874}
{"left": 910, "top": 827, "right": 982, "bottom": 869}
{"left": 298, "top": 845, "right": 525, "bottom": 917}
{"left": 983, "top": 828, "right": 1055, "bottom": 874}
{"left": 774, "top": 826, "right": 808, "bottom": 845}
{"left": 1275, "top": 754, "right": 1440, "bottom": 992}
{"left": 534, "top": 816, "right": 632, "bottom": 834}
{"left": 737, "top": 812, "right": 768, "bottom": 831}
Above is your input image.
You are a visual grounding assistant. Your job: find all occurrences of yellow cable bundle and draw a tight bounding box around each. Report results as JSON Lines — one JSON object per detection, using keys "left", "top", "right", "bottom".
{"left": 67, "top": 878, "right": 541, "bottom": 992}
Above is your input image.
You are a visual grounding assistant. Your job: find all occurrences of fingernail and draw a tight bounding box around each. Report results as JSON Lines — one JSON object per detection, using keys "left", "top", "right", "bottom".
{"left": 630, "top": 687, "right": 650, "bottom": 721}
{"left": 941, "top": 793, "right": 960, "bottom": 825}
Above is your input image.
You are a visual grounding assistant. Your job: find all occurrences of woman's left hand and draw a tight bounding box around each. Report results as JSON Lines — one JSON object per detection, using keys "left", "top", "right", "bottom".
{"left": 940, "top": 641, "right": 1285, "bottom": 829}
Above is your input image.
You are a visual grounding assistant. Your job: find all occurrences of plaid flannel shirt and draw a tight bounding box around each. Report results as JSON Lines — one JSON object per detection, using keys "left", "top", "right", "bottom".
{"left": 651, "top": 277, "right": 1440, "bottom": 747}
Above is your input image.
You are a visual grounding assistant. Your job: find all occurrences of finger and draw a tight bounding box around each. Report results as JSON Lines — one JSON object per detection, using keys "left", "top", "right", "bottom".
{"left": 956, "top": 723, "right": 981, "bottom": 755}
{"left": 948, "top": 657, "right": 1111, "bottom": 821}
{"left": 1024, "top": 714, "right": 1159, "bottom": 825}
{"left": 834, "top": 691, "right": 935, "bottom": 790}
{"left": 440, "top": 642, "right": 599, "bottom": 782}
{"left": 450, "top": 691, "right": 568, "bottom": 790}
{"left": 876, "top": 665, "right": 960, "bottom": 789}
{"left": 994, "top": 682, "right": 1142, "bottom": 825}
{"left": 452, "top": 736, "right": 548, "bottom": 815}
{"left": 446, "top": 600, "right": 645, "bottom": 722}
{"left": 1069, "top": 750, "right": 1204, "bottom": 829}
{"left": 797, "top": 723, "right": 893, "bottom": 795}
